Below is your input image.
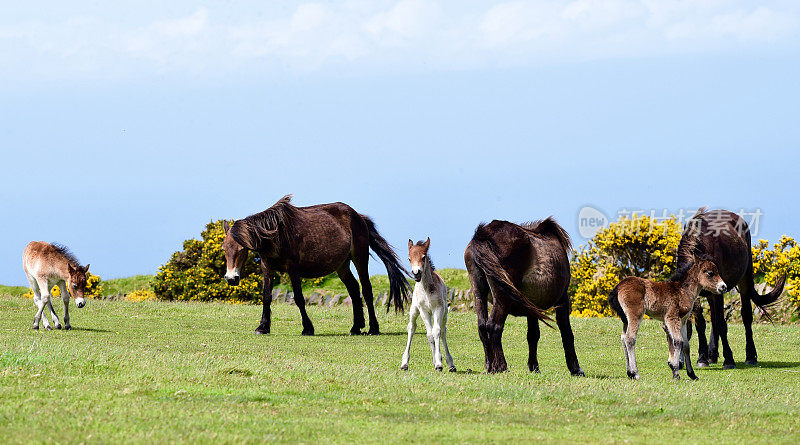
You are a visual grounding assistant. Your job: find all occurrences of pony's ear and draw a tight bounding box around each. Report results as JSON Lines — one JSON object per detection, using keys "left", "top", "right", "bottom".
{"left": 408, "top": 239, "right": 413, "bottom": 250}
{"left": 83, "top": 264, "right": 90, "bottom": 273}
{"left": 68, "top": 263, "right": 75, "bottom": 274}
{"left": 423, "top": 237, "right": 430, "bottom": 249}
{"left": 223, "top": 220, "right": 230, "bottom": 234}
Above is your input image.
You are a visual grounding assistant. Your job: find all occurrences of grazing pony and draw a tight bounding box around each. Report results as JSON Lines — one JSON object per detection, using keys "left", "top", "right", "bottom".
{"left": 222, "top": 195, "right": 411, "bottom": 336}
{"left": 680, "top": 208, "right": 786, "bottom": 368}
{"left": 609, "top": 254, "right": 726, "bottom": 380}
{"left": 23, "top": 242, "right": 90, "bottom": 330}
{"left": 400, "top": 238, "right": 455, "bottom": 372}
{"left": 465, "top": 218, "right": 584, "bottom": 375}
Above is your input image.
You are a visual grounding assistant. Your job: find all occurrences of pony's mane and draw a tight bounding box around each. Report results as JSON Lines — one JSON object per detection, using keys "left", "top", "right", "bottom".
{"left": 676, "top": 206, "right": 708, "bottom": 267}
{"left": 521, "top": 217, "right": 572, "bottom": 252}
{"left": 51, "top": 243, "right": 81, "bottom": 267}
{"left": 231, "top": 194, "right": 299, "bottom": 250}
{"left": 670, "top": 252, "right": 714, "bottom": 282}
{"left": 414, "top": 240, "right": 435, "bottom": 271}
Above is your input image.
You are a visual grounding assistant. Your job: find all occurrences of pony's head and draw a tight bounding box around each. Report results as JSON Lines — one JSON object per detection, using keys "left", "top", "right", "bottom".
{"left": 222, "top": 220, "right": 248, "bottom": 286}
{"left": 691, "top": 256, "right": 727, "bottom": 294}
{"left": 67, "top": 263, "right": 90, "bottom": 308}
{"left": 408, "top": 237, "right": 431, "bottom": 282}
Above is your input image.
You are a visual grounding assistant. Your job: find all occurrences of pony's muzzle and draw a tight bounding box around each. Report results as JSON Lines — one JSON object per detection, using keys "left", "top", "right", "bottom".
{"left": 717, "top": 283, "right": 728, "bottom": 294}
{"left": 412, "top": 271, "right": 422, "bottom": 282}
{"left": 75, "top": 298, "right": 86, "bottom": 308}
{"left": 226, "top": 276, "right": 241, "bottom": 286}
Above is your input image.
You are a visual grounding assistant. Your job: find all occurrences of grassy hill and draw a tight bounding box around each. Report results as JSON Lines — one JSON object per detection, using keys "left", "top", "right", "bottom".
{"left": 0, "top": 296, "right": 798, "bottom": 443}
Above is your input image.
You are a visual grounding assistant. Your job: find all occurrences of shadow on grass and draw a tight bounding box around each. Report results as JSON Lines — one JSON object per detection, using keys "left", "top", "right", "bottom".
{"left": 696, "top": 360, "right": 800, "bottom": 371}
{"left": 313, "top": 331, "right": 408, "bottom": 337}
{"left": 70, "top": 326, "right": 112, "bottom": 333}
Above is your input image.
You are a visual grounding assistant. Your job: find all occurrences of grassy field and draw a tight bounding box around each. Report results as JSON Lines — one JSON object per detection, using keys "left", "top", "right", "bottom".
{"left": 1, "top": 296, "right": 799, "bottom": 444}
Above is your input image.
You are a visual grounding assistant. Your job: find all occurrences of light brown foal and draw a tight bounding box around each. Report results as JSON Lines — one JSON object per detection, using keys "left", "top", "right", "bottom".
{"left": 609, "top": 255, "right": 726, "bottom": 380}
{"left": 23, "top": 242, "right": 90, "bottom": 330}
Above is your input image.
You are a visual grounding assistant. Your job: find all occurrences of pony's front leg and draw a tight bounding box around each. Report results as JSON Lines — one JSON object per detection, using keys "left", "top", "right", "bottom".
{"left": 664, "top": 316, "right": 684, "bottom": 380}
{"left": 429, "top": 310, "right": 445, "bottom": 371}
{"left": 400, "top": 305, "right": 419, "bottom": 370}
{"left": 440, "top": 309, "right": 456, "bottom": 372}
{"left": 34, "top": 278, "right": 52, "bottom": 330}
{"left": 289, "top": 272, "right": 314, "bottom": 336}
{"left": 255, "top": 264, "right": 273, "bottom": 335}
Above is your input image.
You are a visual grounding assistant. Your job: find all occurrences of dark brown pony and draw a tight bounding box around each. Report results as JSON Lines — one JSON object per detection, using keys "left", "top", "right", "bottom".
{"left": 222, "top": 195, "right": 411, "bottom": 336}
{"left": 678, "top": 208, "right": 786, "bottom": 368}
{"left": 465, "top": 218, "right": 584, "bottom": 375}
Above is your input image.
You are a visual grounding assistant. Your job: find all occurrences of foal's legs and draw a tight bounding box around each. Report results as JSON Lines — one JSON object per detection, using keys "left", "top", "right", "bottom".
{"left": 34, "top": 278, "right": 52, "bottom": 330}
{"left": 419, "top": 309, "right": 443, "bottom": 370}
{"left": 681, "top": 320, "right": 698, "bottom": 380}
{"left": 288, "top": 271, "right": 314, "bottom": 336}
{"left": 400, "top": 305, "right": 419, "bottom": 370}
{"left": 555, "top": 291, "right": 584, "bottom": 376}
{"left": 440, "top": 309, "right": 456, "bottom": 372}
{"left": 621, "top": 308, "right": 642, "bottom": 379}
{"left": 527, "top": 316, "right": 540, "bottom": 373}
{"left": 59, "top": 281, "right": 71, "bottom": 330}
{"left": 337, "top": 263, "right": 365, "bottom": 335}
{"left": 664, "top": 315, "right": 697, "bottom": 380}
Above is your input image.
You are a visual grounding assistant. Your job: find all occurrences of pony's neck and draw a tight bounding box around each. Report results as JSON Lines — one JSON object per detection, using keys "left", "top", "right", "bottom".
{"left": 679, "top": 270, "right": 702, "bottom": 297}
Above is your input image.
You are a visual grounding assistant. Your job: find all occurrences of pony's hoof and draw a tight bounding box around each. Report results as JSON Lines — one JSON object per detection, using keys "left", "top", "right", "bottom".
{"left": 673, "top": 375, "right": 680, "bottom": 381}
{"left": 55, "top": 324, "right": 62, "bottom": 330}
{"left": 367, "top": 328, "right": 380, "bottom": 335}
{"left": 64, "top": 325, "right": 72, "bottom": 331}
{"left": 723, "top": 363, "right": 736, "bottom": 370}
{"left": 400, "top": 364, "right": 408, "bottom": 371}
{"left": 254, "top": 328, "right": 270, "bottom": 335}
{"left": 349, "top": 328, "right": 363, "bottom": 336}
{"left": 572, "top": 368, "right": 585, "bottom": 377}
{"left": 45, "top": 326, "right": 52, "bottom": 331}
{"left": 745, "top": 359, "right": 758, "bottom": 366}
{"left": 301, "top": 329, "right": 315, "bottom": 336}
{"left": 627, "top": 371, "right": 639, "bottom": 380}
{"left": 696, "top": 360, "right": 709, "bottom": 368}
{"left": 448, "top": 367, "right": 457, "bottom": 373}
{"left": 688, "top": 372, "right": 699, "bottom": 381}
{"left": 32, "top": 325, "right": 39, "bottom": 330}
{"left": 435, "top": 365, "right": 443, "bottom": 372}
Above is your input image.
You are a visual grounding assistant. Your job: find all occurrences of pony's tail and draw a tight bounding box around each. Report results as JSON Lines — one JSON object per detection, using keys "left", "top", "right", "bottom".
{"left": 468, "top": 227, "right": 552, "bottom": 325}
{"left": 361, "top": 215, "right": 411, "bottom": 312}
{"left": 747, "top": 271, "right": 786, "bottom": 312}
{"left": 608, "top": 284, "right": 627, "bottom": 327}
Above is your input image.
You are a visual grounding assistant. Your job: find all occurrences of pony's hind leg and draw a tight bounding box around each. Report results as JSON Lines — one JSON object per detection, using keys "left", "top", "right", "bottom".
{"left": 527, "top": 316, "right": 540, "bottom": 373}
{"left": 352, "top": 252, "right": 379, "bottom": 335}
{"left": 400, "top": 305, "right": 419, "bottom": 370}
{"left": 337, "top": 263, "right": 365, "bottom": 335}
{"left": 621, "top": 306, "right": 642, "bottom": 380}
{"left": 555, "top": 290, "right": 584, "bottom": 376}
{"left": 440, "top": 321, "right": 456, "bottom": 372}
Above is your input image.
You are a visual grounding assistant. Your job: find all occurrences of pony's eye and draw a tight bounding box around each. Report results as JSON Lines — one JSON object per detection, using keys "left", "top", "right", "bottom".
{"left": 706, "top": 271, "right": 714, "bottom": 277}
{"left": 422, "top": 255, "right": 426, "bottom": 260}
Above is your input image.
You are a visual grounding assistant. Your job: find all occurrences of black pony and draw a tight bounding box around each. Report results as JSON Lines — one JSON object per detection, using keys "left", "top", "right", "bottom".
{"left": 679, "top": 208, "right": 786, "bottom": 368}
{"left": 222, "top": 195, "right": 411, "bottom": 336}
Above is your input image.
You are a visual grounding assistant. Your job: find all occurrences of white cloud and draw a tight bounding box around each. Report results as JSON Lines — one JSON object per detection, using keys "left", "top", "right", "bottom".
{"left": 1, "top": 1, "right": 798, "bottom": 82}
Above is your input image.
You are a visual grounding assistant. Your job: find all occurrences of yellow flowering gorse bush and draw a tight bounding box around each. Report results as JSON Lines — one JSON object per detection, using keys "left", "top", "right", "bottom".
{"left": 752, "top": 235, "right": 800, "bottom": 315}
{"left": 570, "top": 215, "right": 682, "bottom": 317}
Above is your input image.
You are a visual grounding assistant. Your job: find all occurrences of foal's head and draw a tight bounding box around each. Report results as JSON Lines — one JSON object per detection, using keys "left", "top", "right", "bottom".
{"left": 408, "top": 237, "right": 431, "bottom": 282}
{"left": 690, "top": 257, "right": 727, "bottom": 294}
{"left": 222, "top": 220, "right": 247, "bottom": 286}
{"left": 67, "top": 263, "right": 90, "bottom": 308}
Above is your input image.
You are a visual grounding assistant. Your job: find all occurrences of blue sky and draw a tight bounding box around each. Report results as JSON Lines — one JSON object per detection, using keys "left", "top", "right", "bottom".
{"left": 1, "top": 1, "right": 799, "bottom": 285}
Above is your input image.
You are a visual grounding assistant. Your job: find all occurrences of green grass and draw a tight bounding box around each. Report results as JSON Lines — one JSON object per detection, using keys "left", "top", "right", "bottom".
{"left": 1, "top": 296, "right": 799, "bottom": 444}
{"left": 0, "top": 285, "right": 27, "bottom": 297}
{"left": 101, "top": 274, "right": 153, "bottom": 295}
